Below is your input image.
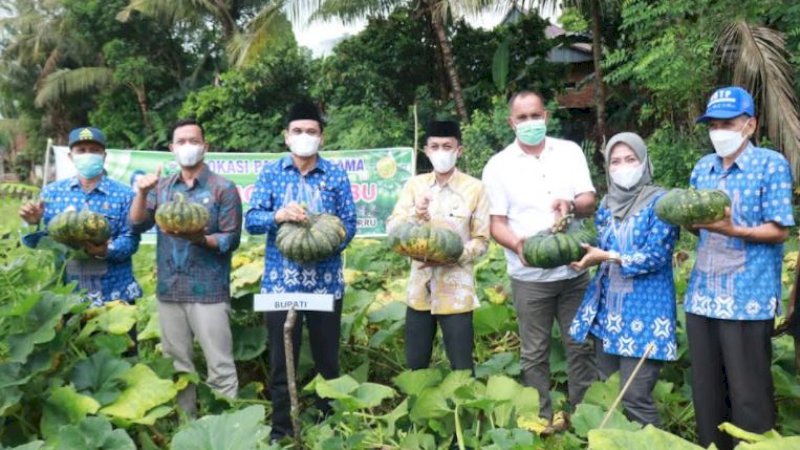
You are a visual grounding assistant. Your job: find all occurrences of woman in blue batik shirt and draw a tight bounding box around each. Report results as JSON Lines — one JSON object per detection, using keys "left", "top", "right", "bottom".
{"left": 568, "top": 132, "right": 679, "bottom": 426}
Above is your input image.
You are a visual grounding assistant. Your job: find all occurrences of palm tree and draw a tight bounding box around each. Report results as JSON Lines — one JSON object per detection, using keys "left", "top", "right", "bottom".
{"left": 716, "top": 21, "right": 800, "bottom": 175}
{"left": 299, "top": 0, "right": 498, "bottom": 122}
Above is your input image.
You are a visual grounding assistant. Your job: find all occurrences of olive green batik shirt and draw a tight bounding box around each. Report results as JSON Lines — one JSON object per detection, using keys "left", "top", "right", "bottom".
{"left": 387, "top": 170, "right": 490, "bottom": 315}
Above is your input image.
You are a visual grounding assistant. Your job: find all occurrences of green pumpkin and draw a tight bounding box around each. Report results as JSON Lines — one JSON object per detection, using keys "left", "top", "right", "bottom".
{"left": 522, "top": 220, "right": 596, "bottom": 269}
{"left": 155, "top": 192, "right": 210, "bottom": 234}
{"left": 388, "top": 222, "right": 464, "bottom": 264}
{"left": 276, "top": 213, "right": 347, "bottom": 264}
{"left": 654, "top": 188, "right": 730, "bottom": 227}
{"left": 48, "top": 208, "right": 111, "bottom": 247}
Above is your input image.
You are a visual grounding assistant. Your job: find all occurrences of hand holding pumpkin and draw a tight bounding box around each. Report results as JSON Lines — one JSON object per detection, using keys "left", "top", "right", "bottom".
{"left": 19, "top": 200, "right": 45, "bottom": 225}
{"left": 83, "top": 240, "right": 109, "bottom": 258}
{"left": 569, "top": 244, "right": 611, "bottom": 271}
{"left": 693, "top": 207, "right": 735, "bottom": 236}
{"left": 514, "top": 238, "right": 531, "bottom": 267}
{"left": 137, "top": 165, "right": 161, "bottom": 194}
{"left": 415, "top": 195, "right": 431, "bottom": 222}
{"left": 551, "top": 198, "right": 572, "bottom": 220}
{"left": 276, "top": 202, "right": 308, "bottom": 224}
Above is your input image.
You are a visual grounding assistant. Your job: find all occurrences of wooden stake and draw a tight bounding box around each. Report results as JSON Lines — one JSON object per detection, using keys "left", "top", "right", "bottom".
{"left": 283, "top": 307, "right": 301, "bottom": 445}
{"left": 599, "top": 342, "right": 655, "bottom": 429}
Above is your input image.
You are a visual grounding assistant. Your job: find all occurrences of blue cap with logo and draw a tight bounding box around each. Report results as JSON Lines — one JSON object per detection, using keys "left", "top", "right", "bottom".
{"left": 695, "top": 86, "right": 755, "bottom": 123}
{"left": 68, "top": 127, "right": 107, "bottom": 148}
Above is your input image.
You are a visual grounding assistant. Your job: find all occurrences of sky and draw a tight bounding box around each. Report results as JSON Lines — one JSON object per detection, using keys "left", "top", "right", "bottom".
{"left": 292, "top": 8, "right": 561, "bottom": 57}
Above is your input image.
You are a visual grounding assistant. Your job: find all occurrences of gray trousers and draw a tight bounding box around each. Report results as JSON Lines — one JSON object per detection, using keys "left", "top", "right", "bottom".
{"left": 158, "top": 301, "right": 239, "bottom": 415}
{"left": 511, "top": 273, "right": 596, "bottom": 419}
{"left": 595, "top": 340, "right": 662, "bottom": 426}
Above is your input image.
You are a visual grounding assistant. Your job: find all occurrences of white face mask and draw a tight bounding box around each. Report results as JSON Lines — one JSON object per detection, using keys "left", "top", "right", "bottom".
{"left": 428, "top": 150, "right": 458, "bottom": 174}
{"left": 610, "top": 162, "right": 645, "bottom": 189}
{"left": 174, "top": 144, "right": 204, "bottom": 167}
{"left": 709, "top": 121, "right": 750, "bottom": 158}
{"left": 288, "top": 133, "right": 321, "bottom": 157}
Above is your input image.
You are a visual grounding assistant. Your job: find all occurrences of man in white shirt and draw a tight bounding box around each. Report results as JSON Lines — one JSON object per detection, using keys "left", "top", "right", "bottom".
{"left": 482, "top": 91, "right": 597, "bottom": 425}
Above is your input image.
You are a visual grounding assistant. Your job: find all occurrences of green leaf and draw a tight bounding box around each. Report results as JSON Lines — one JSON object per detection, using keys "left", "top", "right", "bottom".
{"left": 367, "top": 301, "right": 406, "bottom": 323}
{"left": 231, "top": 324, "right": 267, "bottom": 361}
{"left": 393, "top": 369, "right": 443, "bottom": 396}
{"left": 737, "top": 437, "right": 800, "bottom": 450}
{"left": 8, "top": 292, "right": 73, "bottom": 362}
{"left": 99, "top": 364, "right": 177, "bottom": 421}
{"left": 485, "top": 375, "right": 539, "bottom": 428}
{"left": 169, "top": 405, "right": 269, "bottom": 450}
{"left": 50, "top": 416, "right": 135, "bottom": 450}
{"left": 473, "top": 303, "right": 514, "bottom": 336}
{"left": 40, "top": 386, "right": 101, "bottom": 439}
{"left": 491, "top": 38, "right": 510, "bottom": 93}
{"left": 718, "top": 422, "right": 782, "bottom": 443}
{"left": 571, "top": 404, "right": 640, "bottom": 439}
{"left": 71, "top": 349, "right": 131, "bottom": 405}
{"left": 7, "top": 442, "right": 45, "bottom": 450}
{"left": 486, "top": 428, "right": 535, "bottom": 448}
{"left": 475, "top": 352, "right": 520, "bottom": 379}
{"left": 409, "top": 386, "right": 451, "bottom": 422}
{"left": 79, "top": 302, "right": 137, "bottom": 338}
{"left": 582, "top": 373, "right": 622, "bottom": 409}
{"left": 305, "top": 374, "right": 394, "bottom": 410}
{"left": 587, "top": 424, "right": 704, "bottom": 449}
{"left": 0, "top": 363, "right": 29, "bottom": 416}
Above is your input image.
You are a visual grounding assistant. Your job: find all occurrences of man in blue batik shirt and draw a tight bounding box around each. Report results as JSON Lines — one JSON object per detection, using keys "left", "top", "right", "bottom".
{"left": 18, "top": 127, "right": 142, "bottom": 306}
{"left": 685, "top": 86, "right": 794, "bottom": 450}
{"left": 245, "top": 100, "right": 356, "bottom": 441}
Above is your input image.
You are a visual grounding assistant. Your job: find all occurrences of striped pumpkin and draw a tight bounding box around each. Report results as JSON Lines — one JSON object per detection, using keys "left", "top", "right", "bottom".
{"left": 155, "top": 192, "right": 210, "bottom": 234}
{"left": 276, "top": 213, "right": 347, "bottom": 264}
{"left": 48, "top": 207, "right": 111, "bottom": 247}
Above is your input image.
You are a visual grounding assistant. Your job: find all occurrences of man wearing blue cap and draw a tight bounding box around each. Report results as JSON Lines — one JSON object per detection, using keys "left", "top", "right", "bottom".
{"left": 685, "top": 87, "right": 794, "bottom": 449}
{"left": 18, "top": 127, "right": 142, "bottom": 307}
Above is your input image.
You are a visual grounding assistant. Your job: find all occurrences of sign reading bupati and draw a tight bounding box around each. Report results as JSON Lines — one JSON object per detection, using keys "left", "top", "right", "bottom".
{"left": 253, "top": 293, "right": 334, "bottom": 312}
{"left": 53, "top": 146, "right": 414, "bottom": 237}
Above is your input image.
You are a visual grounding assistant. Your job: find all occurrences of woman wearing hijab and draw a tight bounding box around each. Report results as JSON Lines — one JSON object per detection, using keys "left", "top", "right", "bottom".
{"left": 568, "top": 132, "right": 680, "bottom": 426}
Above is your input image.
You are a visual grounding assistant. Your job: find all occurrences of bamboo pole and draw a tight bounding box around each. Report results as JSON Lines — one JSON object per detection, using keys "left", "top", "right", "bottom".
{"left": 283, "top": 308, "right": 301, "bottom": 445}
{"left": 598, "top": 343, "right": 655, "bottom": 429}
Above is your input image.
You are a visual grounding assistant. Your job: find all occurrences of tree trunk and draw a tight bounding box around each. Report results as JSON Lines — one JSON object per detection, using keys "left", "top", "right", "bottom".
{"left": 589, "top": 0, "right": 607, "bottom": 166}
{"left": 424, "top": 1, "right": 469, "bottom": 123}
{"left": 130, "top": 84, "right": 153, "bottom": 133}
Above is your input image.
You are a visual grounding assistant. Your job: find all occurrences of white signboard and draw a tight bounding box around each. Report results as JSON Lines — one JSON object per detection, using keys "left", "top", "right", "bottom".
{"left": 253, "top": 293, "right": 335, "bottom": 312}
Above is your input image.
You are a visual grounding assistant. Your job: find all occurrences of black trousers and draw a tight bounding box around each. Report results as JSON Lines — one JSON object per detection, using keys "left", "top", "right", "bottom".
{"left": 686, "top": 313, "right": 775, "bottom": 450}
{"left": 405, "top": 307, "right": 474, "bottom": 371}
{"left": 266, "top": 300, "right": 343, "bottom": 440}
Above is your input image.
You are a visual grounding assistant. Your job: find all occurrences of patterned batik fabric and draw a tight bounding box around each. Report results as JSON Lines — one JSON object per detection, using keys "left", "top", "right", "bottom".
{"left": 22, "top": 176, "right": 142, "bottom": 305}
{"left": 245, "top": 156, "right": 357, "bottom": 299}
{"left": 386, "top": 170, "right": 491, "bottom": 314}
{"left": 132, "top": 165, "right": 242, "bottom": 303}
{"left": 685, "top": 145, "right": 795, "bottom": 320}
{"left": 569, "top": 194, "right": 680, "bottom": 361}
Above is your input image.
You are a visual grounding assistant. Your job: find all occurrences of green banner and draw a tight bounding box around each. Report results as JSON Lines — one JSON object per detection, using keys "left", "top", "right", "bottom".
{"left": 54, "top": 147, "right": 415, "bottom": 237}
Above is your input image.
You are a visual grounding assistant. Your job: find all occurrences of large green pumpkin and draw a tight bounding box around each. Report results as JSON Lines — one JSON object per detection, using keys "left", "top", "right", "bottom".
{"left": 522, "top": 219, "right": 596, "bottom": 269}
{"left": 48, "top": 208, "right": 111, "bottom": 247}
{"left": 654, "top": 188, "right": 730, "bottom": 227}
{"left": 276, "top": 213, "right": 347, "bottom": 264}
{"left": 388, "top": 222, "right": 464, "bottom": 264}
{"left": 155, "top": 192, "right": 210, "bottom": 234}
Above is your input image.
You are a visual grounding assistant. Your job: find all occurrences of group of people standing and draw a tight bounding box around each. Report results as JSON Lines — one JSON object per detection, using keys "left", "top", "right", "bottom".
{"left": 18, "top": 86, "right": 794, "bottom": 449}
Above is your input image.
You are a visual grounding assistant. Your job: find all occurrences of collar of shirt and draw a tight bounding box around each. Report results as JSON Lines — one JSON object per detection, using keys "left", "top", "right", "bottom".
{"left": 68, "top": 175, "right": 112, "bottom": 195}
{"left": 424, "top": 169, "right": 464, "bottom": 190}
{"left": 279, "top": 155, "right": 331, "bottom": 175}
{"left": 508, "top": 138, "right": 554, "bottom": 159}
{"left": 708, "top": 143, "right": 754, "bottom": 174}
{"left": 170, "top": 163, "right": 211, "bottom": 190}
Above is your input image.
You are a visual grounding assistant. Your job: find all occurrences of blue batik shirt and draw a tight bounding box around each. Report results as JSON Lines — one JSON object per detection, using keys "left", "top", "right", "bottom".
{"left": 22, "top": 176, "right": 142, "bottom": 305}
{"left": 570, "top": 194, "right": 680, "bottom": 361}
{"left": 245, "top": 156, "right": 357, "bottom": 300}
{"left": 685, "top": 145, "right": 795, "bottom": 320}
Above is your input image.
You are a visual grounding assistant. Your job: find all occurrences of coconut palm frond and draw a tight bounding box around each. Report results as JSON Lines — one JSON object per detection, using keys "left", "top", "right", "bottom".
{"left": 228, "top": 4, "right": 290, "bottom": 67}
{"left": 305, "top": 0, "right": 398, "bottom": 24}
{"left": 34, "top": 67, "right": 114, "bottom": 107}
{"left": 717, "top": 21, "right": 800, "bottom": 176}
{"left": 116, "top": 0, "right": 206, "bottom": 25}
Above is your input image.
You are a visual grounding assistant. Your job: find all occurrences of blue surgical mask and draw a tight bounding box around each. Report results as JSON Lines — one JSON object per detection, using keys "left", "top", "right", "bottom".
{"left": 72, "top": 153, "right": 105, "bottom": 179}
